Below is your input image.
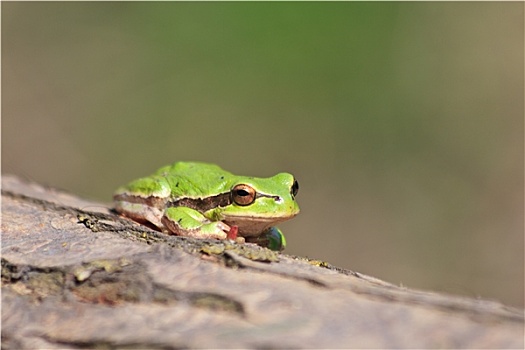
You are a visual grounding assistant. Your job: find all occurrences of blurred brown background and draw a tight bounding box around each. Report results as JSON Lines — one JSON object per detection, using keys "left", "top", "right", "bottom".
{"left": 2, "top": 2, "right": 523, "bottom": 307}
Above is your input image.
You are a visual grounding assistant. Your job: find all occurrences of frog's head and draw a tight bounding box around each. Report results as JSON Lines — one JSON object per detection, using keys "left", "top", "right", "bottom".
{"left": 208, "top": 173, "right": 300, "bottom": 237}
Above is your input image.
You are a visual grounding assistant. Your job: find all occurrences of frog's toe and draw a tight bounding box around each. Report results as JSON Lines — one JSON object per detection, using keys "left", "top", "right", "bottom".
{"left": 198, "top": 221, "right": 230, "bottom": 240}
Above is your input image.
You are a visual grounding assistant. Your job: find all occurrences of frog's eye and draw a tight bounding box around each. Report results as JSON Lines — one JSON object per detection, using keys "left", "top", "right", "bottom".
{"left": 291, "top": 179, "right": 299, "bottom": 199}
{"left": 231, "top": 184, "right": 257, "bottom": 206}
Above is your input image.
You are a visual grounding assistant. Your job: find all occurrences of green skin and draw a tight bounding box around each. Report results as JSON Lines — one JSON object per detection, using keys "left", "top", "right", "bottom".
{"left": 113, "top": 162, "right": 299, "bottom": 251}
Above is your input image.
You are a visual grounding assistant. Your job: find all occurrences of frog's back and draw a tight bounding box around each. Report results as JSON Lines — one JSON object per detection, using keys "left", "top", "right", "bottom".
{"left": 156, "top": 161, "right": 233, "bottom": 198}
{"left": 156, "top": 161, "right": 230, "bottom": 177}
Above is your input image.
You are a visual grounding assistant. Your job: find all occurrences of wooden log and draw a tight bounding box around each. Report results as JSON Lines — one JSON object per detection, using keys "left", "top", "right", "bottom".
{"left": 2, "top": 175, "right": 523, "bottom": 349}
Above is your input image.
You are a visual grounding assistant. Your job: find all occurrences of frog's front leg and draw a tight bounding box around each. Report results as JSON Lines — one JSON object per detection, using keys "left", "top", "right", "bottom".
{"left": 162, "top": 206, "right": 231, "bottom": 240}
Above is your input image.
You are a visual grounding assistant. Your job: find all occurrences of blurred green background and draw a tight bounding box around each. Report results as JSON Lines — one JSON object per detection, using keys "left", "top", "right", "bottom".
{"left": 2, "top": 3, "right": 523, "bottom": 307}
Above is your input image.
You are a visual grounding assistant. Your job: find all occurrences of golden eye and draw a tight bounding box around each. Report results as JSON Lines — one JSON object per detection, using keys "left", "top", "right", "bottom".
{"left": 231, "top": 184, "right": 257, "bottom": 206}
{"left": 291, "top": 179, "right": 299, "bottom": 198}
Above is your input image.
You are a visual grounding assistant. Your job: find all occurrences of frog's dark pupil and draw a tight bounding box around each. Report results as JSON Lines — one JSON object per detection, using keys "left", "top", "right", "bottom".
{"left": 236, "top": 189, "right": 249, "bottom": 197}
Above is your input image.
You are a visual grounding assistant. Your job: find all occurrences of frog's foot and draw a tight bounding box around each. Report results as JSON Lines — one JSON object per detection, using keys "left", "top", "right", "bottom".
{"left": 162, "top": 206, "right": 230, "bottom": 240}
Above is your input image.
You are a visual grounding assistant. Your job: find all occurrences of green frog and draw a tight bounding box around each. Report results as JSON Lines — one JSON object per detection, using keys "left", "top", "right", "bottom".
{"left": 114, "top": 161, "right": 299, "bottom": 251}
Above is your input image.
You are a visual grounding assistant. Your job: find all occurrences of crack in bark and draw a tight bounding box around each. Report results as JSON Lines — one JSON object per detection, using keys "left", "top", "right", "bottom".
{"left": 1, "top": 258, "right": 245, "bottom": 317}
{"left": 40, "top": 337, "right": 186, "bottom": 350}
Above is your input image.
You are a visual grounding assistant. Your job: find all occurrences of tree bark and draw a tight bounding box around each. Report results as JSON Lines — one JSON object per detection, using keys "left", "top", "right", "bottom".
{"left": 1, "top": 175, "right": 523, "bottom": 349}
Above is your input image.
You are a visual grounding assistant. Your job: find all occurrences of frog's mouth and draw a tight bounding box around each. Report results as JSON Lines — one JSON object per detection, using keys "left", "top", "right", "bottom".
{"left": 222, "top": 213, "right": 298, "bottom": 237}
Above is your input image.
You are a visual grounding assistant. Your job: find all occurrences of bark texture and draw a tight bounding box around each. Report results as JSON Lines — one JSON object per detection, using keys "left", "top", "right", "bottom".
{"left": 1, "top": 175, "right": 523, "bottom": 349}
